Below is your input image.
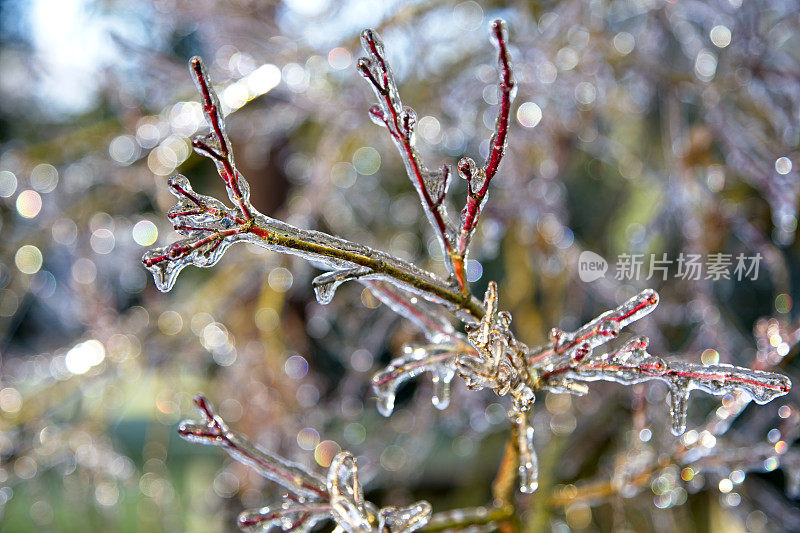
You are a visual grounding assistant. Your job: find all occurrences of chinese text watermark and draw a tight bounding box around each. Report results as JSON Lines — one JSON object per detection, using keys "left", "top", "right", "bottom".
{"left": 578, "top": 251, "right": 762, "bottom": 283}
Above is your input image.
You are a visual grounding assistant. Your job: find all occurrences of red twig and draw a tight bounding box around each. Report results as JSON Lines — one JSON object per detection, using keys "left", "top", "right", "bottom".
{"left": 541, "top": 362, "right": 790, "bottom": 393}
{"left": 189, "top": 57, "right": 252, "bottom": 220}
{"left": 455, "top": 20, "right": 514, "bottom": 264}
{"left": 180, "top": 395, "right": 329, "bottom": 499}
{"left": 358, "top": 31, "right": 457, "bottom": 284}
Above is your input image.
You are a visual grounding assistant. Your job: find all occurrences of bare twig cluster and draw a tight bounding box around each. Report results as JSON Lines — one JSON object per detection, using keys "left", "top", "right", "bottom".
{"left": 143, "top": 20, "right": 792, "bottom": 532}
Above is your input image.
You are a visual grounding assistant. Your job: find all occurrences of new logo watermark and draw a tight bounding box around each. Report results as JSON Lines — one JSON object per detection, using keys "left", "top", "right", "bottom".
{"left": 578, "top": 251, "right": 608, "bottom": 282}
{"left": 577, "top": 251, "right": 762, "bottom": 282}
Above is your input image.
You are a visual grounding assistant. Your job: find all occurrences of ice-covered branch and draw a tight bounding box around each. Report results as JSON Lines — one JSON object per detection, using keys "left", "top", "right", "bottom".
{"left": 178, "top": 394, "right": 329, "bottom": 500}
{"left": 189, "top": 57, "right": 252, "bottom": 220}
{"left": 358, "top": 21, "right": 514, "bottom": 292}
{"left": 357, "top": 29, "right": 457, "bottom": 285}
{"left": 532, "top": 292, "right": 791, "bottom": 435}
{"left": 367, "top": 280, "right": 478, "bottom": 416}
{"left": 457, "top": 282, "right": 538, "bottom": 493}
{"left": 142, "top": 56, "right": 484, "bottom": 319}
{"left": 179, "top": 395, "right": 433, "bottom": 533}
{"left": 454, "top": 20, "right": 515, "bottom": 283}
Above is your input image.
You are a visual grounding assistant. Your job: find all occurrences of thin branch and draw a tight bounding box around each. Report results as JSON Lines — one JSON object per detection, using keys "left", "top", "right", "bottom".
{"left": 422, "top": 505, "right": 514, "bottom": 532}
{"left": 178, "top": 395, "right": 329, "bottom": 500}
{"left": 454, "top": 20, "right": 515, "bottom": 284}
{"left": 189, "top": 57, "right": 252, "bottom": 220}
{"left": 357, "top": 29, "right": 459, "bottom": 287}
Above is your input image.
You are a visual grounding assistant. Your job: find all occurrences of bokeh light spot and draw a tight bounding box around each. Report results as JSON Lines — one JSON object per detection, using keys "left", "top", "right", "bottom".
{"left": 16, "top": 190, "right": 42, "bottom": 218}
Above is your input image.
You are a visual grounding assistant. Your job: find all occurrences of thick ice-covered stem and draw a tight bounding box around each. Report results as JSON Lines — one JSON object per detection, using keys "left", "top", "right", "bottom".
{"left": 454, "top": 20, "right": 515, "bottom": 288}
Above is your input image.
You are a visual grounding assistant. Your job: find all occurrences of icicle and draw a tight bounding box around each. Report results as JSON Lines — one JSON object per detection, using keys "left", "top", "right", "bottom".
{"left": 312, "top": 267, "right": 374, "bottom": 305}
{"left": 511, "top": 411, "right": 538, "bottom": 493}
{"left": 372, "top": 344, "right": 459, "bottom": 416}
{"left": 667, "top": 385, "right": 691, "bottom": 436}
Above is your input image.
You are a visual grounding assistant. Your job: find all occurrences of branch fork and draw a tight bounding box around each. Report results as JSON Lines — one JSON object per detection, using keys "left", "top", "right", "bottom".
{"left": 358, "top": 20, "right": 515, "bottom": 294}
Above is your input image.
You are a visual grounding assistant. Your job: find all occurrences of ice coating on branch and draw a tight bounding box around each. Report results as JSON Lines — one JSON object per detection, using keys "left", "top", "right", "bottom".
{"left": 534, "top": 292, "right": 791, "bottom": 436}
{"left": 542, "top": 337, "right": 790, "bottom": 436}
{"left": 238, "top": 500, "right": 330, "bottom": 533}
{"left": 546, "top": 289, "right": 658, "bottom": 364}
{"left": 378, "top": 502, "right": 433, "bottom": 533}
{"left": 372, "top": 343, "right": 460, "bottom": 416}
{"left": 180, "top": 396, "right": 433, "bottom": 532}
{"left": 178, "top": 395, "right": 329, "bottom": 500}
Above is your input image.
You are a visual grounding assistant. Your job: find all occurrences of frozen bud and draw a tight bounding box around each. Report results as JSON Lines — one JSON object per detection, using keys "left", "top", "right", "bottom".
{"left": 458, "top": 157, "right": 477, "bottom": 179}
{"left": 360, "top": 29, "right": 385, "bottom": 57}
{"left": 356, "top": 57, "right": 373, "bottom": 78}
{"left": 400, "top": 107, "right": 416, "bottom": 137}
{"left": 368, "top": 105, "right": 385, "bottom": 126}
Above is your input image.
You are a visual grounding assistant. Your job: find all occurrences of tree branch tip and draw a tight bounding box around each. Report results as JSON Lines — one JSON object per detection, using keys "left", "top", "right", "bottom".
{"left": 189, "top": 56, "right": 206, "bottom": 76}
{"left": 360, "top": 28, "right": 379, "bottom": 48}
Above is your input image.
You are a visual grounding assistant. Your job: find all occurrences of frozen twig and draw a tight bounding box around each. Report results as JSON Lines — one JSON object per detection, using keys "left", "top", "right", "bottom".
{"left": 142, "top": 56, "right": 483, "bottom": 319}
{"left": 178, "top": 394, "right": 328, "bottom": 500}
{"left": 358, "top": 21, "right": 514, "bottom": 292}
{"left": 454, "top": 20, "right": 514, "bottom": 288}
{"left": 179, "top": 395, "right": 435, "bottom": 533}
{"left": 532, "top": 292, "right": 791, "bottom": 436}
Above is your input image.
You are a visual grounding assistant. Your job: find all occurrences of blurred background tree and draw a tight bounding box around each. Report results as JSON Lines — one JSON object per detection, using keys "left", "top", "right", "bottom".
{"left": 0, "top": 0, "right": 799, "bottom": 531}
